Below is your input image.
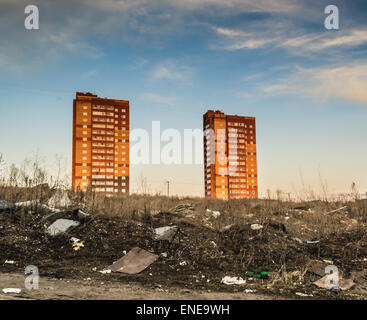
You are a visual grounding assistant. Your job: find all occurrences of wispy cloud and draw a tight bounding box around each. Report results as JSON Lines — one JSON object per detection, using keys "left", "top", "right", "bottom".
{"left": 1, "top": 0, "right": 366, "bottom": 75}
{"left": 282, "top": 29, "right": 367, "bottom": 51}
{"left": 142, "top": 92, "right": 177, "bottom": 107}
{"left": 214, "top": 26, "right": 367, "bottom": 53}
{"left": 262, "top": 62, "right": 367, "bottom": 104}
{"left": 84, "top": 0, "right": 299, "bottom": 14}
{"left": 150, "top": 61, "right": 194, "bottom": 83}
{"left": 129, "top": 58, "right": 149, "bottom": 70}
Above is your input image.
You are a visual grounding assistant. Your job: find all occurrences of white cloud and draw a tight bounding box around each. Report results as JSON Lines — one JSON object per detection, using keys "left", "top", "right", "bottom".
{"left": 84, "top": 0, "right": 299, "bottom": 14}
{"left": 214, "top": 26, "right": 367, "bottom": 53}
{"left": 150, "top": 61, "right": 194, "bottom": 82}
{"left": 281, "top": 29, "right": 367, "bottom": 51}
{"left": 262, "top": 62, "right": 367, "bottom": 104}
{"left": 143, "top": 92, "right": 177, "bottom": 106}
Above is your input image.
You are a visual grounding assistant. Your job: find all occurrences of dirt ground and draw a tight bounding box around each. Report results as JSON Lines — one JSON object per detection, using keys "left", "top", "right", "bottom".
{"left": 0, "top": 272, "right": 281, "bottom": 300}
{"left": 1, "top": 197, "right": 367, "bottom": 300}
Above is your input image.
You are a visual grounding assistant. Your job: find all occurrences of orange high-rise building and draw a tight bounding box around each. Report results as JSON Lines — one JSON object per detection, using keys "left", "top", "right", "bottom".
{"left": 72, "top": 92, "right": 129, "bottom": 194}
{"left": 203, "top": 110, "right": 258, "bottom": 200}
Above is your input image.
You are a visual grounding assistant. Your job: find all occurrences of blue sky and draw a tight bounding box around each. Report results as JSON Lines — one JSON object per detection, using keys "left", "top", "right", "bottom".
{"left": 0, "top": 0, "right": 366, "bottom": 197}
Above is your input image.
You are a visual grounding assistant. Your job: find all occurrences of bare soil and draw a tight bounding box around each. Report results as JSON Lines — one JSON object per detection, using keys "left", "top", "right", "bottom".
{"left": 0, "top": 272, "right": 280, "bottom": 300}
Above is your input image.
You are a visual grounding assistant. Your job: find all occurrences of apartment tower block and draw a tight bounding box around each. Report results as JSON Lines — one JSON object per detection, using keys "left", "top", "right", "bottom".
{"left": 203, "top": 110, "right": 258, "bottom": 200}
{"left": 72, "top": 92, "right": 129, "bottom": 194}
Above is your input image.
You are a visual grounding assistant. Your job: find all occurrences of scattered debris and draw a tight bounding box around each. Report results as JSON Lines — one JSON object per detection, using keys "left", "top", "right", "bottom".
{"left": 70, "top": 237, "right": 84, "bottom": 251}
{"left": 1, "top": 191, "right": 367, "bottom": 299}
{"left": 46, "top": 219, "right": 80, "bottom": 236}
{"left": 221, "top": 276, "right": 246, "bottom": 285}
{"left": 308, "top": 260, "right": 329, "bottom": 277}
{"left": 2, "top": 288, "right": 21, "bottom": 294}
{"left": 212, "top": 211, "right": 221, "bottom": 218}
{"left": 244, "top": 289, "right": 256, "bottom": 293}
{"left": 0, "top": 200, "right": 12, "bottom": 212}
{"left": 314, "top": 275, "right": 355, "bottom": 291}
{"left": 99, "top": 269, "right": 111, "bottom": 274}
{"left": 76, "top": 209, "right": 90, "bottom": 220}
{"left": 296, "top": 292, "right": 313, "bottom": 297}
{"left": 43, "top": 208, "right": 90, "bottom": 224}
{"left": 206, "top": 209, "right": 221, "bottom": 218}
{"left": 251, "top": 224, "right": 263, "bottom": 231}
{"left": 323, "top": 259, "right": 333, "bottom": 265}
{"left": 326, "top": 206, "right": 348, "bottom": 214}
{"left": 219, "top": 224, "right": 234, "bottom": 233}
{"left": 154, "top": 225, "right": 178, "bottom": 242}
{"left": 305, "top": 240, "right": 319, "bottom": 244}
{"left": 246, "top": 270, "right": 269, "bottom": 279}
{"left": 173, "top": 204, "right": 194, "bottom": 215}
{"left": 14, "top": 200, "right": 40, "bottom": 208}
{"left": 108, "top": 247, "right": 158, "bottom": 274}
{"left": 40, "top": 204, "right": 61, "bottom": 213}
{"left": 293, "top": 206, "right": 312, "bottom": 212}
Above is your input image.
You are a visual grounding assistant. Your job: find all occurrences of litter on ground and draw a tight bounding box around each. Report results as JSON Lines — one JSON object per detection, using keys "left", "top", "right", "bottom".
{"left": 313, "top": 275, "right": 355, "bottom": 291}
{"left": 70, "top": 237, "right": 84, "bottom": 251}
{"left": 14, "top": 200, "right": 40, "bottom": 207}
{"left": 99, "top": 269, "right": 111, "bottom": 274}
{"left": 108, "top": 247, "right": 158, "bottom": 274}
{"left": 221, "top": 276, "right": 246, "bottom": 285}
{"left": 154, "top": 225, "right": 178, "bottom": 241}
{"left": 296, "top": 292, "right": 313, "bottom": 297}
{"left": 0, "top": 200, "right": 12, "bottom": 211}
{"left": 46, "top": 219, "right": 80, "bottom": 236}
{"left": 2, "top": 288, "right": 21, "bottom": 294}
{"left": 251, "top": 224, "right": 263, "bottom": 230}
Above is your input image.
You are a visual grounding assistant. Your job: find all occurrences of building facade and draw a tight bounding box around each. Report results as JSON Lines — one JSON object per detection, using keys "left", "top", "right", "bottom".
{"left": 203, "top": 110, "right": 258, "bottom": 200}
{"left": 72, "top": 92, "right": 129, "bottom": 194}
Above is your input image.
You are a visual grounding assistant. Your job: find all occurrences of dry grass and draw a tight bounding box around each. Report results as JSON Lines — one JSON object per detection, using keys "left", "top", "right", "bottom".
{"left": 1, "top": 154, "right": 366, "bottom": 242}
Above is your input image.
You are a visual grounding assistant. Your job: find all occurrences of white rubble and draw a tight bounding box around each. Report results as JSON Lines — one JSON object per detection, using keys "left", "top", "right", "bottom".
{"left": 2, "top": 288, "right": 21, "bottom": 294}
{"left": 221, "top": 276, "right": 246, "bottom": 285}
{"left": 251, "top": 224, "right": 263, "bottom": 230}
{"left": 46, "top": 219, "right": 80, "bottom": 236}
{"left": 154, "top": 225, "right": 178, "bottom": 241}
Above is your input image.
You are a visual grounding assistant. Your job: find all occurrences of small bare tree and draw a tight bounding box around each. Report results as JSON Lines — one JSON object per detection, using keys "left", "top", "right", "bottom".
{"left": 137, "top": 173, "right": 149, "bottom": 195}
{"left": 351, "top": 182, "right": 360, "bottom": 201}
